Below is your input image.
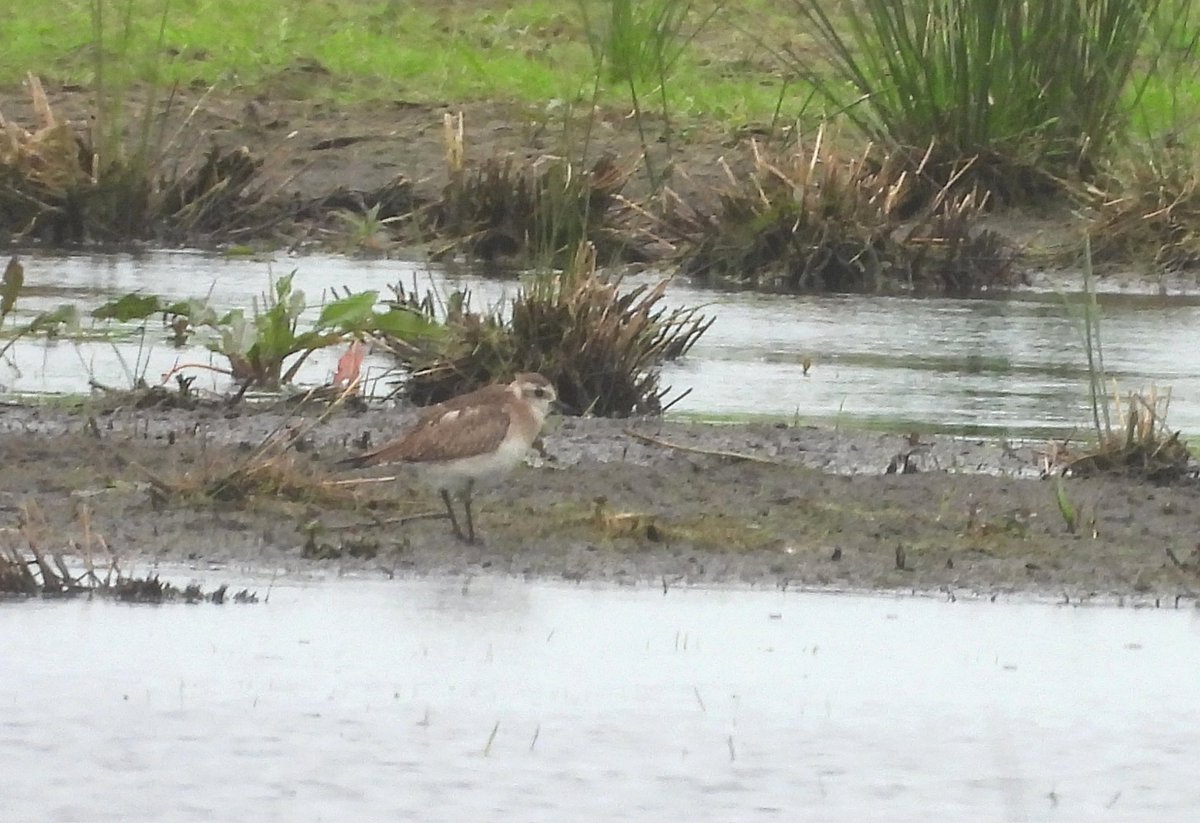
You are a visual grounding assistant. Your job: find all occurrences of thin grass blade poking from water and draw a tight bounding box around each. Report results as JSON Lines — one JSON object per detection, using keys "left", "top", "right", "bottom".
{"left": 1067, "top": 235, "right": 1112, "bottom": 439}
{"left": 784, "top": 0, "right": 1162, "bottom": 202}
{"left": 1054, "top": 239, "right": 1193, "bottom": 482}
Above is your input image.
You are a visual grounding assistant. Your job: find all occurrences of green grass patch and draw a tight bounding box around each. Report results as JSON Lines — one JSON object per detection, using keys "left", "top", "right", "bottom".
{"left": 783, "top": 0, "right": 1168, "bottom": 200}
{"left": 0, "top": 0, "right": 794, "bottom": 122}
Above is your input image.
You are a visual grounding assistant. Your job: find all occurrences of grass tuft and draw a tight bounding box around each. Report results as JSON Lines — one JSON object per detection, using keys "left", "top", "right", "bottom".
{"left": 1065, "top": 386, "right": 1194, "bottom": 482}
{"left": 1092, "top": 145, "right": 1200, "bottom": 270}
{"left": 784, "top": 0, "right": 1163, "bottom": 202}
{"left": 0, "top": 75, "right": 268, "bottom": 243}
{"left": 681, "top": 130, "right": 1017, "bottom": 294}
{"left": 430, "top": 113, "right": 635, "bottom": 266}
{"left": 386, "top": 241, "right": 712, "bottom": 415}
{"left": 1051, "top": 240, "right": 1194, "bottom": 483}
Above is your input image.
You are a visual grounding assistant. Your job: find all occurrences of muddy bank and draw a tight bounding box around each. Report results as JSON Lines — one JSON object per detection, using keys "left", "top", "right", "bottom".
{"left": 2, "top": 399, "right": 1198, "bottom": 602}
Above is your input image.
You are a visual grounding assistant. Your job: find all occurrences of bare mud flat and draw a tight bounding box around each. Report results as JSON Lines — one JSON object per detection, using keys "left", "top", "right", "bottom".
{"left": 2, "top": 399, "right": 1198, "bottom": 603}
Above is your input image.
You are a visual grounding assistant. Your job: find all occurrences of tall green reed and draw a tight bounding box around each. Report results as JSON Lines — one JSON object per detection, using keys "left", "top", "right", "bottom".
{"left": 784, "top": 0, "right": 1162, "bottom": 197}
{"left": 576, "top": 0, "right": 723, "bottom": 189}
{"left": 88, "top": 0, "right": 175, "bottom": 236}
{"left": 1130, "top": 0, "right": 1200, "bottom": 142}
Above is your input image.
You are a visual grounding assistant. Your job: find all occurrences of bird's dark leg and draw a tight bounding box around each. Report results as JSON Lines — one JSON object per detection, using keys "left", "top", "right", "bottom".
{"left": 462, "top": 479, "right": 477, "bottom": 544}
{"left": 440, "top": 489, "right": 465, "bottom": 541}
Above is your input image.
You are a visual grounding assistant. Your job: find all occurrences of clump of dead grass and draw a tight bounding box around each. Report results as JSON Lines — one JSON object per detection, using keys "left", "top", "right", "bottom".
{"left": 121, "top": 387, "right": 363, "bottom": 507}
{"left": 144, "top": 424, "right": 352, "bottom": 508}
{"left": 0, "top": 74, "right": 266, "bottom": 244}
{"left": 682, "top": 130, "right": 1018, "bottom": 294}
{"left": 384, "top": 242, "right": 711, "bottom": 415}
{"left": 160, "top": 449, "right": 347, "bottom": 506}
{"left": 428, "top": 113, "right": 636, "bottom": 266}
{"left": 0, "top": 500, "right": 255, "bottom": 601}
{"left": 1061, "top": 387, "right": 1194, "bottom": 482}
{"left": 1091, "top": 149, "right": 1200, "bottom": 270}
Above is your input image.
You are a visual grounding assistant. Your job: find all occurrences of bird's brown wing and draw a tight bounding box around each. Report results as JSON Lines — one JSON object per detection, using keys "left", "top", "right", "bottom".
{"left": 363, "top": 402, "right": 514, "bottom": 465}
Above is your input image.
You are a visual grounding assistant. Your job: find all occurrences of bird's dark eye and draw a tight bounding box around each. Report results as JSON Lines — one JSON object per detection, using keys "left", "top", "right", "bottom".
{"left": 534, "top": 387, "right": 547, "bottom": 398}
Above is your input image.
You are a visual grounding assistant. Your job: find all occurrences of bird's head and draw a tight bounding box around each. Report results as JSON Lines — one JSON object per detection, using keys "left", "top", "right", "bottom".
{"left": 510, "top": 372, "right": 559, "bottom": 421}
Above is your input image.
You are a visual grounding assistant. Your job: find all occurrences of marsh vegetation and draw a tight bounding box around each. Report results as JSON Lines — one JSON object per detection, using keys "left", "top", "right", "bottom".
{"left": 1, "top": 1, "right": 1199, "bottom": 288}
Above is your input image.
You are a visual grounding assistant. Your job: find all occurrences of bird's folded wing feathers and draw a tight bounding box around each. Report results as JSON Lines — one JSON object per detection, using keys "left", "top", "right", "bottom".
{"left": 366, "top": 403, "right": 514, "bottom": 464}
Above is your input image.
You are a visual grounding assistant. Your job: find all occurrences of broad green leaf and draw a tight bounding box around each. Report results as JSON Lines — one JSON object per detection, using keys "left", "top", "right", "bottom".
{"left": 92, "top": 293, "right": 163, "bottom": 321}
{"left": 285, "top": 288, "right": 306, "bottom": 321}
{"left": 317, "top": 291, "right": 379, "bottom": 330}
{"left": 274, "top": 271, "right": 296, "bottom": 301}
{"left": 220, "top": 312, "right": 256, "bottom": 356}
{"left": 292, "top": 330, "right": 346, "bottom": 351}
{"left": 370, "top": 308, "right": 444, "bottom": 339}
{"left": 29, "top": 304, "right": 80, "bottom": 334}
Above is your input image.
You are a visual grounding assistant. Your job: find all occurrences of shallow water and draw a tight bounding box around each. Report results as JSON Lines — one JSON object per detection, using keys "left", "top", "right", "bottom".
{"left": 3, "top": 575, "right": 1198, "bottom": 821}
{"left": 6, "top": 251, "right": 1200, "bottom": 436}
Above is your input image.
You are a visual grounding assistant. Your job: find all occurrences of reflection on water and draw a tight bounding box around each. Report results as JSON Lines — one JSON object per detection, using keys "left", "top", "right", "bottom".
{"left": 6, "top": 252, "right": 1200, "bottom": 436}
{"left": 663, "top": 288, "right": 1200, "bottom": 435}
{"left": 3, "top": 575, "right": 1198, "bottom": 821}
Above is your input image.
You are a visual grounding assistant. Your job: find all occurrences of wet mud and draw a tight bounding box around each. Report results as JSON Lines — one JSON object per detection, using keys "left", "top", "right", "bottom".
{"left": 2, "top": 399, "right": 1198, "bottom": 602}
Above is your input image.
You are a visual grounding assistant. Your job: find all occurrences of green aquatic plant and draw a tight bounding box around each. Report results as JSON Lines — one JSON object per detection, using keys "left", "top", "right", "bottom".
{"left": 92, "top": 272, "right": 442, "bottom": 390}
{"left": 1, "top": 257, "right": 22, "bottom": 326}
{"left": 0, "top": 258, "right": 100, "bottom": 372}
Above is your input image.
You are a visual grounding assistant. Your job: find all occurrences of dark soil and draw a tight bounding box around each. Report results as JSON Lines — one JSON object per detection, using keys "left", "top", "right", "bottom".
{"left": 2, "top": 399, "right": 1198, "bottom": 603}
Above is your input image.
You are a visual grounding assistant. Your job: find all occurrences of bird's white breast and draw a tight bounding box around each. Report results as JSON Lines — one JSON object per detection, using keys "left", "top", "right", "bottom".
{"left": 414, "top": 428, "right": 534, "bottom": 494}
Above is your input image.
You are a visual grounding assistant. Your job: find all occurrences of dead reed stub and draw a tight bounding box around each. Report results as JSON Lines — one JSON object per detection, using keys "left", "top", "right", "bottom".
{"left": 0, "top": 75, "right": 270, "bottom": 244}
{"left": 1062, "top": 390, "right": 1195, "bottom": 484}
